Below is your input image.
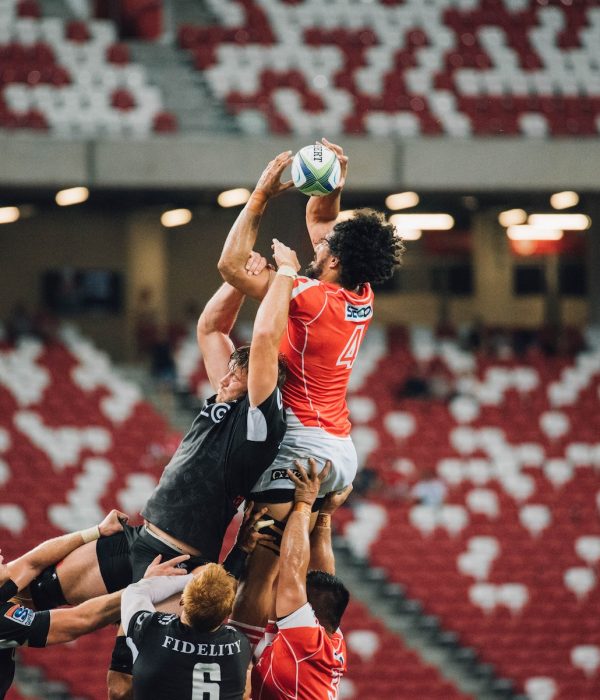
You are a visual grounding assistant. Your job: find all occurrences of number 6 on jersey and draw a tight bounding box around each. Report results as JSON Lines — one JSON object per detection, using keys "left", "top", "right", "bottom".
{"left": 193, "top": 662, "right": 221, "bottom": 699}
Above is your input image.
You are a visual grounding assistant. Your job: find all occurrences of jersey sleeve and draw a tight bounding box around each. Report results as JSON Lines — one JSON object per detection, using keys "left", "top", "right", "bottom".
{"left": 275, "top": 603, "right": 323, "bottom": 656}
{"left": 0, "top": 603, "right": 50, "bottom": 649}
{"left": 126, "top": 610, "right": 156, "bottom": 650}
{"left": 246, "top": 387, "right": 286, "bottom": 443}
{"left": 288, "top": 277, "right": 327, "bottom": 323}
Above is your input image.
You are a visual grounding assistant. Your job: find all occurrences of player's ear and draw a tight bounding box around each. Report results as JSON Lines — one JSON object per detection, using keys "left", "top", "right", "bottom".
{"left": 328, "top": 256, "right": 339, "bottom": 269}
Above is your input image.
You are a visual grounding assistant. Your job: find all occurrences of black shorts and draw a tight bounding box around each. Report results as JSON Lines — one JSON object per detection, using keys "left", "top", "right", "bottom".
{"left": 96, "top": 531, "right": 134, "bottom": 593}
{"left": 122, "top": 524, "right": 210, "bottom": 582}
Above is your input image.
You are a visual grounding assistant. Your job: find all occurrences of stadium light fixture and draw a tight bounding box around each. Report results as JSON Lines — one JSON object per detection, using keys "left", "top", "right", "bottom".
{"left": 0, "top": 206, "right": 20, "bottom": 224}
{"left": 395, "top": 228, "right": 422, "bottom": 241}
{"left": 55, "top": 187, "right": 89, "bottom": 206}
{"left": 498, "top": 208, "right": 527, "bottom": 227}
{"left": 550, "top": 191, "right": 579, "bottom": 210}
{"left": 385, "top": 191, "right": 420, "bottom": 211}
{"left": 506, "top": 225, "right": 563, "bottom": 241}
{"left": 217, "top": 188, "right": 251, "bottom": 208}
{"left": 528, "top": 213, "right": 590, "bottom": 230}
{"left": 389, "top": 213, "right": 454, "bottom": 230}
{"left": 161, "top": 208, "right": 192, "bottom": 228}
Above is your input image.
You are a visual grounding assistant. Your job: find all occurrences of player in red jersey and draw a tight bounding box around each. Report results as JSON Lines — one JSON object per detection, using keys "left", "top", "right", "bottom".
{"left": 219, "top": 141, "right": 402, "bottom": 632}
{"left": 243, "top": 458, "right": 351, "bottom": 700}
{"left": 219, "top": 141, "right": 403, "bottom": 502}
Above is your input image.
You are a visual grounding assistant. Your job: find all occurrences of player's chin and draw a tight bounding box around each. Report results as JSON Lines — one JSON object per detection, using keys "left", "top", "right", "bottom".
{"left": 304, "top": 265, "right": 317, "bottom": 279}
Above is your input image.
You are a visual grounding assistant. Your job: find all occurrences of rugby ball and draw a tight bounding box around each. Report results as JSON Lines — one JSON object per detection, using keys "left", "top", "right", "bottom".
{"left": 291, "top": 144, "right": 341, "bottom": 197}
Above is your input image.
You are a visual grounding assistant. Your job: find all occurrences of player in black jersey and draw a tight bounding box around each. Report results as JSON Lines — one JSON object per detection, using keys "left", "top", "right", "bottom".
{"left": 121, "top": 564, "right": 251, "bottom": 700}
{"left": 0, "top": 510, "right": 127, "bottom": 699}
{"left": 31, "top": 244, "right": 297, "bottom": 612}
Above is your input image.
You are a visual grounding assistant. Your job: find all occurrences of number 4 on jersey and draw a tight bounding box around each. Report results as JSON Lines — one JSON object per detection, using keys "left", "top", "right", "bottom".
{"left": 336, "top": 324, "right": 366, "bottom": 369}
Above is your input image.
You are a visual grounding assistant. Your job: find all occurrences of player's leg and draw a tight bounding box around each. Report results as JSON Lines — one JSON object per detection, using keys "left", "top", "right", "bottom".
{"left": 107, "top": 632, "right": 133, "bottom": 700}
{"left": 28, "top": 531, "right": 132, "bottom": 609}
{"left": 231, "top": 500, "right": 319, "bottom": 633}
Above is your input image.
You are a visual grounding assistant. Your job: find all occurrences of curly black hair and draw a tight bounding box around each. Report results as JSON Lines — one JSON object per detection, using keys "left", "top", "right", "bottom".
{"left": 327, "top": 209, "right": 404, "bottom": 291}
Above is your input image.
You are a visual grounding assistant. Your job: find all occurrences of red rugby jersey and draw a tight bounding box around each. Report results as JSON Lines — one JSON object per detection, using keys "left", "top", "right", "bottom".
{"left": 280, "top": 277, "right": 373, "bottom": 437}
{"left": 251, "top": 603, "right": 346, "bottom": 700}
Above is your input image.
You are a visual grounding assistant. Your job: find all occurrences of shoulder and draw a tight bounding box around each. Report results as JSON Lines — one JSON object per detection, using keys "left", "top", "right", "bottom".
{"left": 276, "top": 602, "right": 319, "bottom": 631}
{"left": 291, "top": 277, "right": 326, "bottom": 304}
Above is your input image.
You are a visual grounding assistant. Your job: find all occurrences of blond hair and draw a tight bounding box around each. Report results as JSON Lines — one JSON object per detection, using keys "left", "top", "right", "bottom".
{"left": 182, "top": 564, "right": 236, "bottom": 632}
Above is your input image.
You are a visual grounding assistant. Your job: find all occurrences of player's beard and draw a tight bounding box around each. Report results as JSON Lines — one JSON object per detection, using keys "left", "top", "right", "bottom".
{"left": 305, "top": 259, "right": 325, "bottom": 279}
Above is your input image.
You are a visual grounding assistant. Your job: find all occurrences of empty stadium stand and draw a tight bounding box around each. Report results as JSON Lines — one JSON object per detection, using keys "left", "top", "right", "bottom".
{"left": 3, "top": 0, "right": 600, "bottom": 138}
{"left": 179, "top": 0, "right": 600, "bottom": 137}
{"left": 0, "top": 0, "right": 176, "bottom": 136}
{"left": 333, "top": 322, "right": 600, "bottom": 699}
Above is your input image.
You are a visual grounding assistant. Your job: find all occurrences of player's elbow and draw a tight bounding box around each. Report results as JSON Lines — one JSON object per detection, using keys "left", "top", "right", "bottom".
{"left": 217, "top": 255, "right": 238, "bottom": 282}
{"left": 251, "top": 326, "right": 279, "bottom": 349}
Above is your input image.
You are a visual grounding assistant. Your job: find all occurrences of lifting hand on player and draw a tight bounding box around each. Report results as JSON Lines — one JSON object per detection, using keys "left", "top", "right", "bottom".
{"left": 235, "top": 502, "right": 276, "bottom": 555}
{"left": 320, "top": 484, "right": 353, "bottom": 515}
{"left": 288, "top": 458, "right": 332, "bottom": 507}
{"left": 254, "top": 150, "right": 295, "bottom": 200}
{"left": 272, "top": 238, "right": 301, "bottom": 272}
{"left": 143, "top": 553, "right": 191, "bottom": 579}
{"left": 321, "top": 138, "right": 348, "bottom": 190}
{"left": 245, "top": 250, "right": 271, "bottom": 276}
{"left": 98, "top": 509, "right": 130, "bottom": 537}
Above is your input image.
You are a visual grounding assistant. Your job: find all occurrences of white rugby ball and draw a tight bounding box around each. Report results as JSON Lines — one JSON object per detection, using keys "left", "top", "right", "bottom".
{"left": 291, "top": 144, "right": 341, "bottom": 197}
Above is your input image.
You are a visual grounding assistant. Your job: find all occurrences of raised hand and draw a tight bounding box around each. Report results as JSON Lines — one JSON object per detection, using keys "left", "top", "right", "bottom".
{"left": 235, "top": 502, "right": 276, "bottom": 554}
{"left": 255, "top": 150, "right": 295, "bottom": 199}
{"left": 245, "top": 250, "right": 270, "bottom": 276}
{"left": 272, "top": 238, "right": 300, "bottom": 272}
{"left": 287, "top": 458, "right": 332, "bottom": 507}
{"left": 321, "top": 138, "right": 348, "bottom": 190}
{"left": 320, "top": 484, "right": 353, "bottom": 515}
{"left": 98, "top": 509, "right": 130, "bottom": 537}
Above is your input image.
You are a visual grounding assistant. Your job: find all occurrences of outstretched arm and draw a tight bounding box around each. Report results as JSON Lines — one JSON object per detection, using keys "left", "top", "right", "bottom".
{"left": 46, "top": 590, "right": 122, "bottom": 645}
{"left": 305, "top": 138, "right": 348, "bottom": 248}
{"left": 5, "top": 509, "right": 128, "bottom": 591}
{"left": 309, "top": 485, "right": 353, "bottom": 574}
{"left": 197, "top": 282, "right": 246, "bottom": 390}
{"left": 248, "top": 239, "right": 299, "bottom": 408}
{"left": 218, "top": 151, "right": 293, "bottom": 300}
{"left": 276, "top": 459, "right": 331, "bottom": 620}
{"left": 121, "top": 574, "right": 194, "bottom": 634}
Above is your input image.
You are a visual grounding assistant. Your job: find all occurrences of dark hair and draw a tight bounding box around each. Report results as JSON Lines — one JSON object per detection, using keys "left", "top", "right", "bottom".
{"left": 327, "top": 209, "right": 404, "bottom": 290}
{"left": 306, "top": 570, "right": 350, "bottom": 633}
{"left": 230, "top": 345, "right": 287, "bottom": 389}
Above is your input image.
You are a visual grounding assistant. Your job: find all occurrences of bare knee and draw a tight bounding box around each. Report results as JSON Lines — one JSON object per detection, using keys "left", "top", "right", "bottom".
{"left": 107, "top": 671, "right": 133, "bottom": 700}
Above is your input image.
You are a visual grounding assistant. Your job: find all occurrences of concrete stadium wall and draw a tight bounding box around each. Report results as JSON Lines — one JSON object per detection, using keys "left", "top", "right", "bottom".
{"left": 0, "top": 199, "right": 588, "bottom": 360}
{"left": 2, "top": 134, "right": 600, "bottom": 191}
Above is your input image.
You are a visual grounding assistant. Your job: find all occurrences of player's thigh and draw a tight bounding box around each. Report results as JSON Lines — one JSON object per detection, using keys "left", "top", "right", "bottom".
{"left": 254, "top": 501, "right": 319, "bottom": 531}
{"left": 56, "top": 540, "right": 107, "bottom": 604}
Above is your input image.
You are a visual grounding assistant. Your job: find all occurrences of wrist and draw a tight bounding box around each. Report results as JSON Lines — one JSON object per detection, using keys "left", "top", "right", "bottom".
{"left": 277, "top": 265, "right": 297, "bottom": 279}
{"left": 80, "top": 525, "right": 101, "bottom": 543}
{"left": 248, "top": 190, "right": 268, "bottom": 214}
{"left": 316, "top": 513, "right": 332, "bottom": 528}
{"left": 293, "top": 502, "right": 312, "bottom": 516}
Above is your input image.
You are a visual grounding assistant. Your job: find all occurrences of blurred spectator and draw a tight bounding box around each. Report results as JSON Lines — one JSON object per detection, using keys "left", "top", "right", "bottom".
{"left": 411, "top": 470, "right": 447, "bottom": 508}
{"left": 150, "top": 326, "right": 176, "bottom": 389}
{"left": 134, "top": 286, "right": 159, "bottom": 358}
{"left": 6, "top": 302, "right": 35, "bottom": 343}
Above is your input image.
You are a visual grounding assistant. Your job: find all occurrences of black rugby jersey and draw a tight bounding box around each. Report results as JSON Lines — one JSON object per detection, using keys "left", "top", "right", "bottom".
{"left": 128, "top": 611, "right": 250, "bottom": 700}
{"left": 142, "top": 387, "right": 286, "bottom": 561}
{"left": 0, "top": 581, "right": 50, "bottom": 700}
